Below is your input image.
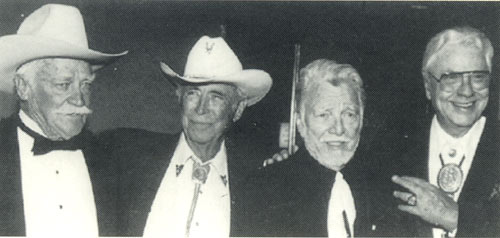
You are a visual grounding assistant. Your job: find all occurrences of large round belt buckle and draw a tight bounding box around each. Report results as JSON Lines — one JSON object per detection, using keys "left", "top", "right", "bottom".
{"left": 437, "top": 164, "right": 463, "bottom": 193}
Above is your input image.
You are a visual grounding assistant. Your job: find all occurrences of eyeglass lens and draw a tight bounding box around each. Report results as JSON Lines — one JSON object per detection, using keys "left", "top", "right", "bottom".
{"left": 440, "top": 71, "right": 490, "bottom": 90}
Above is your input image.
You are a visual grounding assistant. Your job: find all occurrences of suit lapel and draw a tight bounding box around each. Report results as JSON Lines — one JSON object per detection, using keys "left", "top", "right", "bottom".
{"left": 82, "top": 130, "right": 120, "bottom": 236}
{"left": 459, "top": 117, "right": 498, "bottom": 205}
{"left": 226, "top": 137, "right": 240, "bottom": 235}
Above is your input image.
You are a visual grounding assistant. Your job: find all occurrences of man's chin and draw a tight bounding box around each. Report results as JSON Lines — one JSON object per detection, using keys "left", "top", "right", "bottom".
{"left": 448, "top": 115, "right": 479, "bottom": 128}
{"left": 55, "top": 125, "right": 85, "bottom": 140}
{"left": 185, "top": 130, "right": 218, "bottom": 145}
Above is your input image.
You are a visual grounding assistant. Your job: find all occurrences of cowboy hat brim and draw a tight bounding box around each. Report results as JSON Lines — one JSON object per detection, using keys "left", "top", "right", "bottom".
{"left": 0, "top": 35, "right": 128, "bottom": 93}
{"left": 160, "top": 62, "right": 272, "bottom": 106}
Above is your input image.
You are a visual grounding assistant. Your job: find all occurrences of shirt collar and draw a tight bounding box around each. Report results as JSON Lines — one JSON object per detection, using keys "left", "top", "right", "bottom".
{"left": 431, "top": 115, "right": 486, "bottom": 153}
{"left": 19, "top": 110, "right": 47, "bottom": 137}
{"left": 175, "top": 132, "right": 228, "bottom": 177}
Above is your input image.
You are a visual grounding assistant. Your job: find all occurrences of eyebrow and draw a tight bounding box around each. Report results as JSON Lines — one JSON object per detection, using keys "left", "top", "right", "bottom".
{"left": 209, "top": 90, "right": 226, "bottom": 96}
{"left": 344, "top": 104, "right": 360, "bottom": 110}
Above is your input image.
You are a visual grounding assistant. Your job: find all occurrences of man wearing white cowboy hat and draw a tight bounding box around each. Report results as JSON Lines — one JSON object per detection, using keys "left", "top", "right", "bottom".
{"left": 100, "top": 35, "right": 272, "bottom": 237}
{"left": 0, "top": 4, "right": 126, "bottom": 237}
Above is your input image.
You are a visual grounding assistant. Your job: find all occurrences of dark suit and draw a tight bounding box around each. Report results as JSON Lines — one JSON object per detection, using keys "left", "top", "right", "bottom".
{"left": 99, "top": 128, "right": 266, "bottom": 236}
{"left": 0, "top": 114, "right": 118, "bottom": 236}
{"left": 374, "top": 116, "right": 499, "bottom": 237}
{"left": 242, "top": 147, "right": 373, "bottom": 237}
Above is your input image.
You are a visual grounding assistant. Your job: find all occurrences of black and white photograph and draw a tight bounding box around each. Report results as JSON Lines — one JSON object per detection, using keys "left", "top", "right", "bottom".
{"left": 0, "top": 1, "right": 498, "bottom": 237}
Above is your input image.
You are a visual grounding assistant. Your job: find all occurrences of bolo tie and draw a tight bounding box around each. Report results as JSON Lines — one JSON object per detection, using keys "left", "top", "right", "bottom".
{"left": 185, "top": 161, "right": 210, "bottom": 237}
{"left": 437, "top": 153, "right": 466, "bottom": 195}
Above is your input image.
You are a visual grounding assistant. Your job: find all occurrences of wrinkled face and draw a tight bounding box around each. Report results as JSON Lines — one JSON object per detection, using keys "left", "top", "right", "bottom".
{"left": 22, "top": 58, "right": 94, "bottom": 140}
{"left": 298, "top": 81, "right": 362, "bottom": 171}
{"left": 180, "top": 83, "right": 240, "bottom": 146}
{"left": 425, "top": 46, "right": 489, "bottom": 136}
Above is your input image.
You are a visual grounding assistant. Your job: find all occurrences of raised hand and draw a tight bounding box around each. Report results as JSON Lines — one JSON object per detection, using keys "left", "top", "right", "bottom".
{"left": 262, "top": 145, "right": 299, "bottom": 167}
{"left": 392, "top": 175, "right": 458, "bottom": 231}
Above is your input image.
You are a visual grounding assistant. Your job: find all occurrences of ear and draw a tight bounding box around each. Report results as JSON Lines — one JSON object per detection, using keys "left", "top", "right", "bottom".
{"left": 232, "top": 99, "right": 247, "bottom": 122}
{"left": 176, "top": 87, "right": 183, "bottom": 104}
{"left": 14, "top": 75, "right": 30, "bottom": 101}
{"left": 296, "top": 112, "right": 306, "bottom": 138}
{"left": 422, "top": 72, "right": 432, "bottom": 100}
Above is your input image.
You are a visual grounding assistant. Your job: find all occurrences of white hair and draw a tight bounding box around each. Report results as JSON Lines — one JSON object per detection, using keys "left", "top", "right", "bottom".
{"left": 297, "top": 59, "right": 365, "bottom": 119}
{"left": 422, "top": 26, "right": 494, "bottom": 73}
{"left": 15, "top": 59, "right": 54, "bottom": 84}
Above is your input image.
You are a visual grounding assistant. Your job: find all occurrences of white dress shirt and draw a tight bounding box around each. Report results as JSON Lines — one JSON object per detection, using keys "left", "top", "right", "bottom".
{"left": 328, "top": 171, "right": 356, "bottom": 237}
{"left": 18, "top": 111, "right": 98, "bottom": 237}
{"left": 144, "top": 133, "right": 230, "bottom": 238}
{"left": 428, "top": 115, "right": 485, "bottom": 238}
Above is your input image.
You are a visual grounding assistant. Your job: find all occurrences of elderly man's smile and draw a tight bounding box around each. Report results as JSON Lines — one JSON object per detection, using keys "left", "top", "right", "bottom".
{"left": 452, "top": 101, "right": 474, "bottom": 108}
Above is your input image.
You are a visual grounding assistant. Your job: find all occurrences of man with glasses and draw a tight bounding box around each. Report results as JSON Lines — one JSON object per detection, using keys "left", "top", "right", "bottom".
{"left": 387, "top": 27, "right": 499, "bottom": 237}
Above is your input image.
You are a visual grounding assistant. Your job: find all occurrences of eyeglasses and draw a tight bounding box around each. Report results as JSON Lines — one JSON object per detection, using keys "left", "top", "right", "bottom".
{"left": 428, "top": 70, "right": 491, "bottom": 91}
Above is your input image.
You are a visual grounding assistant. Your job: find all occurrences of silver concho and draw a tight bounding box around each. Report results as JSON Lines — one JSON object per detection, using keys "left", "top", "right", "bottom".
{"left": 437, "top": 163, "right": 463, "bottom": 193}
{"left": 192, "top": 166, "right": 209, "bottom": 184}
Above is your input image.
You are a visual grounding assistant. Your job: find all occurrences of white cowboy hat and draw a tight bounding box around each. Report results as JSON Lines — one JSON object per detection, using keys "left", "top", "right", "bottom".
{"left": 0, "top": 4, "right": 128, "bottom": 93}
{"left": 160, "top": 36, "right": 272, "bottom": 106}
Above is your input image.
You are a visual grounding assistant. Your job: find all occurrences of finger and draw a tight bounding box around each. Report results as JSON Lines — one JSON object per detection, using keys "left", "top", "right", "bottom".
{"left": 402, "top": 177, "right": 444, "bottom": 194}
{"left": 393, "top": 190, "right": 414, "bottom": 202}
{"left": 398, "top": 204, "right": 420, "bottom": 216}
{"left": 279, "top": 150, "right": 289, "bottom": 159}
{"left": 263, "top": 158, "right": 274, "bottom": 167}
{"left": 400, "top": 176, "right": 434, "bottom": 189}
{"left": 272, "top": 153, "right": 283, "bottom": 162}
{"left": 392, "top": 175, "right": 421, "bottom": 194}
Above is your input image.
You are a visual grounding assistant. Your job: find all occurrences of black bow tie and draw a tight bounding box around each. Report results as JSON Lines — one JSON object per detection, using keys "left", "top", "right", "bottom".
{"left": 17, "top": 119, "right": 88, "bottom": 156}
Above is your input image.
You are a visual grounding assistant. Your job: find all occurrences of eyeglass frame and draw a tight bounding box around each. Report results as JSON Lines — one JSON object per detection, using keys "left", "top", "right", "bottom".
{"left": 426, "top": 70, "right": 491, "bottom": 91}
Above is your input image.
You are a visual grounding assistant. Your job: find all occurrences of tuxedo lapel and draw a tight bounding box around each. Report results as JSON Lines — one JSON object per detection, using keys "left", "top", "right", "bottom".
{"left": 0, "top": 116, "right": 25, "bottom": 235}
{"left": 455, "top": 117, "right": 499, "bottom": 236}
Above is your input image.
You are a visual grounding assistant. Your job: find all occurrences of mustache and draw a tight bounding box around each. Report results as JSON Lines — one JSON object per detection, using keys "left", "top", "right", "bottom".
{"left": 55, "top": 105, "right": 93, "bottom": 115}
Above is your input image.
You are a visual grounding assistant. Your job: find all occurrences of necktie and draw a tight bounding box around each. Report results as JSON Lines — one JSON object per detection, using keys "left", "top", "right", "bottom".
{"left": 328, "top": 172, "right": 356, "bottom": 238}
{"left": 185, "top": 160, "right": 210, "bottom": 237}
{"left": 17, "top": 118, "right": 88, "bottom": 155}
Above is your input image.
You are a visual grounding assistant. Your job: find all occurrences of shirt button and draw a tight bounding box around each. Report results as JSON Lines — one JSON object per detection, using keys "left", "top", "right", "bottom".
{"left": 59, "top": 205, "right": 63, "bottom": 209}
{"left": 196, "top": 222, "right": 199, "bottom": 226}
{"left": 449, "top": 149, "right": 457, "bottom": 158}
{"left": 55, "top": 170, "right": 59, "bottom": 175}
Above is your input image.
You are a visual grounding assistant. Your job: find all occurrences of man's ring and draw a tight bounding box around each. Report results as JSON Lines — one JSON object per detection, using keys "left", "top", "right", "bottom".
{"left": 407, "top": 195, "right": 417, "bottom": 206}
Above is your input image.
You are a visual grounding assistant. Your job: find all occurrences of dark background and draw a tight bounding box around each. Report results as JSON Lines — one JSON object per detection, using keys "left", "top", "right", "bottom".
{"left": 0, "top": 1, "right": 498, "bottom": 153}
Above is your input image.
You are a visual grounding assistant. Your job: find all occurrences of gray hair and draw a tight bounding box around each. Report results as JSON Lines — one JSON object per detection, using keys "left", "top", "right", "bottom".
{"left": 297, "top": 59, "right": 365, "bottom": 118}
{"left": 15, "top": 59, "right": 54, "bottom": 85}
{"left": 422, "top": 26, "right": 494, "bottom": 73}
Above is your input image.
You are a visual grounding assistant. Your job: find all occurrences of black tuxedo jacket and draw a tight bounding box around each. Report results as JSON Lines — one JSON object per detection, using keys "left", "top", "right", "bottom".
{"left": 0, "top": 115, "right": 118, "bottom": 236}
{"left": 374, "top": 116, "right": 499, "bottom": 237}
{"left": 241, "top": 148, "right": 374, "bottom": 237}
{"left": 99, "top": 128, "right": 266, "bottom": 236}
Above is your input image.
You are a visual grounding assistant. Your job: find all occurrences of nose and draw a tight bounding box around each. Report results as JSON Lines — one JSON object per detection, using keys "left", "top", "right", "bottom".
{"left": 328, "top": 117, "right": 344, "bottom": 136}
{"left": 68, "top": 85, "right": 85, "bottom": 106}
{"left": 457, "top": 75, "right": 474, "bottom": 97}
{"left": 195, "top": 95, "right": 209, "bottom": 115}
